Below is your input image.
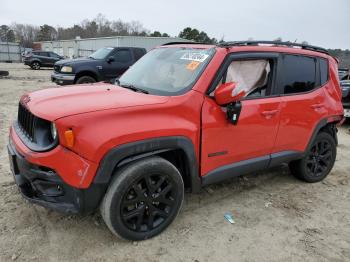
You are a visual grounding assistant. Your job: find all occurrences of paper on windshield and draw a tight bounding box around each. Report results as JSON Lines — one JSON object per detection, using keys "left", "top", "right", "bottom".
{"left": 180, "top": 52, "right": 209, "bottom": 63}
{"left": 186, "top": 61, "right": 201, "bottom": 71}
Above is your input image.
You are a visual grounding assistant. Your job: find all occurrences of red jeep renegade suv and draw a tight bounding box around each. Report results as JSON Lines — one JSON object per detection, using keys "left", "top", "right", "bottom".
{"left": 8, "top": 41, "right": 343, "bottom": 240}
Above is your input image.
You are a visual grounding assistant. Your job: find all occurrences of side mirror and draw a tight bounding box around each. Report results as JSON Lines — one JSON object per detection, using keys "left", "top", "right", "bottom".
{"left": 214, "top": 82, "right": 245, "bottom": 106}
{"left": 107, "top": 56, "right": 115, "bottom": 63}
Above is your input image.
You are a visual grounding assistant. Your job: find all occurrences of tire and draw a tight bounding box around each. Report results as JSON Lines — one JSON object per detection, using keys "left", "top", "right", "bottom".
{"left": 0, "top": 70, "right": 9, "bottom": 77}
{"left": 75, "top": 76, "right": 96, "bottom": 84}
{"left": 31, "top": 61, "right": 40, "bottom": 70}
{"left": 289, "top": 132, "right": 336, "bottom": 183}
{"left": 101, "top": 156, "right": 184, "bottom": 241}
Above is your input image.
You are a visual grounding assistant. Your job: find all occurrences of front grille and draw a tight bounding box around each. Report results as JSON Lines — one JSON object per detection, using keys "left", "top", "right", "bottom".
{"left": 54, "top": 65, "right": 61, "bottom": 73}
{"left": 342, "top": 91, "right": 350, "bottom": 104}
{"left": 18, "top": 103, "right": 36, "bottom": 142}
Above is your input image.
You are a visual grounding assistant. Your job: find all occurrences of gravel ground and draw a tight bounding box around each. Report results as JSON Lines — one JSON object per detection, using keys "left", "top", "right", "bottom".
{"left": 0, "top": 63, "right": 349, "bottom": 262}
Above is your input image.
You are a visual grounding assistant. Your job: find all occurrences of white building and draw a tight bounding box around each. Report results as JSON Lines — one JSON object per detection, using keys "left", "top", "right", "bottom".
{"left": 35, "top": 36, "right": 190, "bottom": 58}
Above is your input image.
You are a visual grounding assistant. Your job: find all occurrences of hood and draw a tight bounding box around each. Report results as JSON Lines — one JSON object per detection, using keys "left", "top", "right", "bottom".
{"left": 22, "top": 83, "right": 169, "bottom": 121}
{"left": 55, "top": 57, "right": 98, "bottom": 66}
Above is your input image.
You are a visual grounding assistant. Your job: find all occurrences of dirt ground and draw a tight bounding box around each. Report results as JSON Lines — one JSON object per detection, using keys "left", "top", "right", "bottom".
{"left": 0, "top": 63, "right": 349, "bottom": 262}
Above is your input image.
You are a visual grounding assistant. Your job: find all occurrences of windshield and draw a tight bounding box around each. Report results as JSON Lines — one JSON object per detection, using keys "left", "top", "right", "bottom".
{"left": 89, "top": 47, "right": 114, "bottom": 59}
{"left": 118, "top": 47, "right": 215, "bottom": 95}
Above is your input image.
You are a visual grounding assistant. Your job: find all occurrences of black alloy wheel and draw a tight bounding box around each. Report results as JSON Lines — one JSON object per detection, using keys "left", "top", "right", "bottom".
{"left": 305, "top": 139, "right": 333, "bottom": 177}
{"left": 101, "top": 156, "right": 184, "bottom": 241}
{"left": 289, "top": 132, "right": 336, "bottom": 182}
{"left": 31, "top": 62, "right": 40, "bottom": 70}
{"left": 121, "top": 173, "right": 176, "bottom": 232}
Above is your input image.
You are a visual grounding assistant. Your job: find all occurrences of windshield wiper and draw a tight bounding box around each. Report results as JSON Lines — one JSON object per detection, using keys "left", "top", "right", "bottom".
{"left": 117, "top": 81, "right": 149, "bottom": 94}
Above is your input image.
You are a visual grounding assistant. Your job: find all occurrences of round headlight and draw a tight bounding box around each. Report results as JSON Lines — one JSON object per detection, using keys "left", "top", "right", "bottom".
{"left": 61, "top": 66, "right": 73, "bottom": 73}
{"left": 51, "top": 122, "right": 58, "bottom": 140}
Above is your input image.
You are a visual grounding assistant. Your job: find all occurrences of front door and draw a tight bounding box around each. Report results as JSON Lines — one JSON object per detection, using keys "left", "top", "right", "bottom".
{"left": 103, "top": 49, "right": 134, "bottom": 80}
{"left": 201, "top": 53, "right": 282, "bottom": 176}
{"left": 48, "top": 52, "right": 61, "bottom": 66}
{"left": 39, "top": 52, "right": 51, "bottom": 66}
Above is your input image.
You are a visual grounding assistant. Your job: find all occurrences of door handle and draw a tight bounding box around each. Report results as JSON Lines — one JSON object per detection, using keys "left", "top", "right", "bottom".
{"left": 311, "top": 103, "right": 324, "bottom": 110}
{"left": 261, "top": 110, "right": 279, "bottom": 118}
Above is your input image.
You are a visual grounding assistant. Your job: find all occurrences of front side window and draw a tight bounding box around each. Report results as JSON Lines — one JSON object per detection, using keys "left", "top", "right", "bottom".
{"left": 282, "top": 55, "right": 316, "bottom": 94}
{"left": 49, "top": 52, "right": 60, "bottom": 58}
{"left": 213, "top": 59, "right": 273, "bottom": 98}
{"left": 89, "top": 47, "right": 114, "bottom": 60}
{"left": 118, "top": 47, "right": 215, "bottom": 95}
{"left": 36, "top": 52, "right": 45, "bottom": 56}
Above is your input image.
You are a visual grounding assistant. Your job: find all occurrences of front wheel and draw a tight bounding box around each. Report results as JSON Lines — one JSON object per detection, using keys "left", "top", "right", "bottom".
{"left": 75, "top": 76, "right": 96, "bottom": 84}
{"left": 100, "top": 156, "right": 184, "bottom": 241}
{"left": 31, "top": 61, "right": 40, "bottom": 70}
{"left": 289, "top": 132, "right": 336, "bottom": 182}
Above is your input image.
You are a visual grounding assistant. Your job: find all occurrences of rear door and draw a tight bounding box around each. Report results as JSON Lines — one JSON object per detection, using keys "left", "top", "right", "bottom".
{"left": 273, "top": 54, "right": 329, "bottom": 153}
{"left": 201, "top": 53, "right": 282, "bottom": 176}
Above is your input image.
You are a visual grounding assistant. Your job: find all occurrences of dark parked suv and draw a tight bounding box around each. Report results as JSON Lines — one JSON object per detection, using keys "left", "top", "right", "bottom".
{"left": 338, "top": 68, "right": 349, "bottom": 80}
{"left": 51, "top": 47, "right": 146, "bottom": 85}
{"left": 341, "top": 80, "right": 350, "bottom": 117}
{"left": 24, "top": 51, "right": 64, "bottom": 70}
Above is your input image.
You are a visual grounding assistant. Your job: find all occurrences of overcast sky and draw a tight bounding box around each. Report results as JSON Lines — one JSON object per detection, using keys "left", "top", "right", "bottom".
{"left": 1, "top": 0, "right": 349, "bottom": 49}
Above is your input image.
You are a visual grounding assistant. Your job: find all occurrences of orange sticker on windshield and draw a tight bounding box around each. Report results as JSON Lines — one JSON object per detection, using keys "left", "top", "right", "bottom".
{"left": 186, "top": 61, "right": 200, "bottom": 71}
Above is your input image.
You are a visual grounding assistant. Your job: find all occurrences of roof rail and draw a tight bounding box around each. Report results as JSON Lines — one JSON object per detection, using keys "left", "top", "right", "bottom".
{"left": 217, "top": 40, "right": 329, "bottom": 55}
{"left": 161, "top": 41, "right": 202, "bottom": 46}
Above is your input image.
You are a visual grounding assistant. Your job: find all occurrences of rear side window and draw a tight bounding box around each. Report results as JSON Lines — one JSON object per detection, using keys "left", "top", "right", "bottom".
{"left": 114, "top": 50, "right": 132, "bottom": 63}
{"left": 281, "top": 55, "right": 316, "bottom": 94}
{"left": 320, "top": 58, "right": 329, "bottom": 85}
{"left": 133, "top": 49, "right": 146, "bottom": 61}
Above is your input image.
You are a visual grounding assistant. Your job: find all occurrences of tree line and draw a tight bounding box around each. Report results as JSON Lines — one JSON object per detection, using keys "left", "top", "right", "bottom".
{"left": 0, "top": 15, "right": 348, "bottom": 67}
{"left": 0, "top": 14, "right": 217, "bottom": 47}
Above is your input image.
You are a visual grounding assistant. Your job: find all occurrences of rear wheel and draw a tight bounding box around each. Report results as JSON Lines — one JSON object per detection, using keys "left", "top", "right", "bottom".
{"left": 31, "top": 61, "right": 40, "bottom": 70}
{"left": 289, "top": 132, "right": 336, "bottom": 182}
{"left": 75, "top": 76, "right": 96, "bottom": 84}
{"left": 101, "top": 156, "right": 184, "bottom": 241}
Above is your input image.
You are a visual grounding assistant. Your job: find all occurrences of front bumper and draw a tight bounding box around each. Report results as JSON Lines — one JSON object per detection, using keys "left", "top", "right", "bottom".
{"left": 51, "top": 72, "right": 75, "bottom": 85}
{"left": 8, "top": 127, "right": 106, "bottom": 214}
{"left": 344, "top": 108, "right": 350, "bottom": 118}
{"left": 342, "top": 100, "right": 350, "bottom": 117}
